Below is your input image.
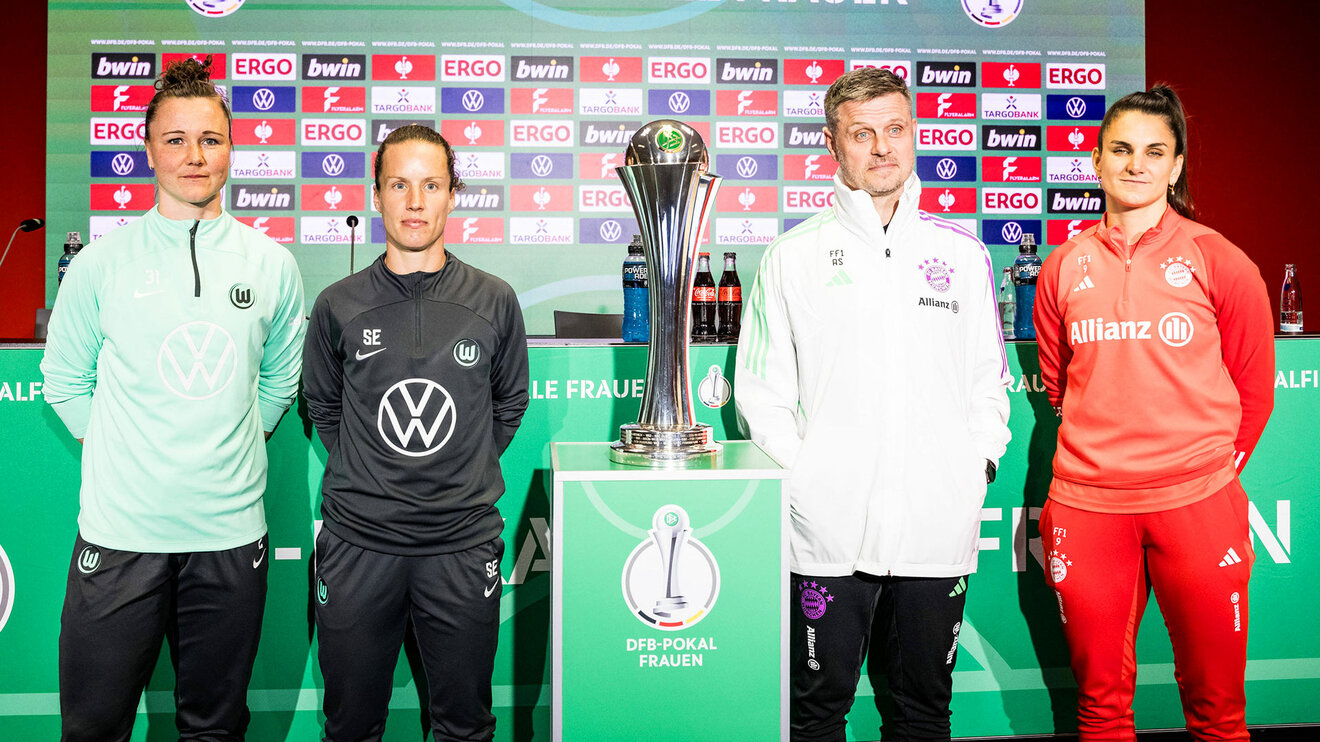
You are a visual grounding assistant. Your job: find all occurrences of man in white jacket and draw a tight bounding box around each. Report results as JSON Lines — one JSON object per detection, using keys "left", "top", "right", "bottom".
{"left": 736, "top": 68, "right": 1012, "bottom": 741}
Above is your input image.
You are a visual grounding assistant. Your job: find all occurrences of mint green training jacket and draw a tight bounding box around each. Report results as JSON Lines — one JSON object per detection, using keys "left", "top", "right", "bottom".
{"left": 41, "top": 207, "right": 306, "bottom": 553}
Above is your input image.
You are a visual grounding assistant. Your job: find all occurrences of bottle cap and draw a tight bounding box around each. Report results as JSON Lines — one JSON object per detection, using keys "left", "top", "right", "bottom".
{"left": 1019, "top": 232, "right": 1037, "bottom": 253}
{"left": 723, "top": 251, "right": 736, "bottom": 260}
{"left": 698, "top": 252, "right": 710, "bottom": 258}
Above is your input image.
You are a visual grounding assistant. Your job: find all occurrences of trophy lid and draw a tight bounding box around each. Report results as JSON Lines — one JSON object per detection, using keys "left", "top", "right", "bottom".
{"left": 624, "top": 119, "right": 709, "bottom": 171}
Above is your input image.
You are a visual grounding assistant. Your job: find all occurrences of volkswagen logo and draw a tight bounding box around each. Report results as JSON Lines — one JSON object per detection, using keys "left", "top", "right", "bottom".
{"left": 321, "top": 153, "right": 346, "bottom": 177}
{"left": 1001, "top": 222, "right": 1024, "bottom": 244}
{"left": 377, "top": 379, "right": 457, "bottom": 457}
{"left": 599, "top": 219, "right": 623, "bottom": 243}
{"left": 111, "top": 153, "right": 136, "bottom": 176}
{"left": 157, "top": 321, "right": 238, "bottom": 400}
{"left": 736, "top": 156, "right": 759, "bottom": 179}
{"left": 935, "top": 158, "right": 958, "bottom": 180}
{"left": 1066, "top": 96, "right": 1087, "bottom": 119}
{"left": 530, "top": 154, "right": 554, "bottom": 178}
{"left": 462, "top": 89, "right": 485, "bottom": 112}
{"left": 453, "top": 338, "right": 481, "bottom": 368}
{"left": 667, "top": 91, "right": 691, "bottom": 114}
{"left": 251, "top": 87, "right": 276, "bottom": 112}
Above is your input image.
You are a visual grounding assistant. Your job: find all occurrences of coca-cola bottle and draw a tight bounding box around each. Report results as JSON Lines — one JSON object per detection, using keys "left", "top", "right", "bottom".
{"left": 717, "top": 252, "right": 741, "bottom": 342}
{"left": 691, "top": 252, "right": 717, "bottom": 342}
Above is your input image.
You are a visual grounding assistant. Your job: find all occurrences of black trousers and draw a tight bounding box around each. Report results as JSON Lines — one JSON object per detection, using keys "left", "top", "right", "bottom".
{"left": 790, "top": 571, "right": 969, "bottom": 742}
{"left": 59, "top": 533, "right": 269, "bottom": 742}
{"left": 314, "top": 529, "right": 505, "bottom": 742}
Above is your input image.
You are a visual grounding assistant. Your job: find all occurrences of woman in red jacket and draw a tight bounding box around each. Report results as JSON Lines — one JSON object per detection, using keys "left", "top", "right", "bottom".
{"left": 1033, "top": 86, "right": 1275, "bottom": 741}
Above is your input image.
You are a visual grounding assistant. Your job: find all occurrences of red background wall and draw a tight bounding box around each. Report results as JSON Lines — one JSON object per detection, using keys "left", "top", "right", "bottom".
{"left": 1, "top": 2, "right": 1314, "bottom": 337}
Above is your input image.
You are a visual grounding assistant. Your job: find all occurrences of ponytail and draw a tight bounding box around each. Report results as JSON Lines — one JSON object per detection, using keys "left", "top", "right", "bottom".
{"left": 1097, "top": 84, "right": 1194, "bottom": 220}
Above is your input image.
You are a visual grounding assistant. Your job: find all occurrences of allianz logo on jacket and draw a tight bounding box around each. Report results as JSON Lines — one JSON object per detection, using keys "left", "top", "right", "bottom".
{"left": 1069, "top": 312, "right": 1194, "bottom": 348}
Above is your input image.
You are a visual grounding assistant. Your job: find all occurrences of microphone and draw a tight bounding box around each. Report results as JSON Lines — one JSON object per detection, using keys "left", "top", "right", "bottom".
{"left": 346, "top": 215, "right": 359, "bottom": 276}
{"left": 0, "top": 217, "right": 45, "bottom": 272}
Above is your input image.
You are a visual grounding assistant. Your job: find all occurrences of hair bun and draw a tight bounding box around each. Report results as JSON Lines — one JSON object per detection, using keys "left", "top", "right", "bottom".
{"left": 156, "top": 56, "right": 214, "bottom": 93}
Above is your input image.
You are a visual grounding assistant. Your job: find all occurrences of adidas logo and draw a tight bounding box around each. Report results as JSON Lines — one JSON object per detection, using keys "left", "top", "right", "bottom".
{"left": 1219, "top": 547, "right": 1244, "bottom": 567}
{"left": 1072, "top": 275, "right": 1095, "bottom": 293}
{"left": 826, "top": 269, "right": 853, "bottom": 287}
{"left": 948, "top": 576, "right": 967, "bottom": 597}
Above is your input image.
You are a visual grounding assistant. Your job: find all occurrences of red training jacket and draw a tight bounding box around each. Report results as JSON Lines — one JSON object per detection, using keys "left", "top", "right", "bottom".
{"left": 1034, "top": 206, "right": 1275, "bottom": 513}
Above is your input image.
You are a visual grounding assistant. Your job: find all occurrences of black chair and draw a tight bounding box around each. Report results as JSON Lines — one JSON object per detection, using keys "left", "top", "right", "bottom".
{"left": 553, "top": 311, "right": 623, "bottom": 339}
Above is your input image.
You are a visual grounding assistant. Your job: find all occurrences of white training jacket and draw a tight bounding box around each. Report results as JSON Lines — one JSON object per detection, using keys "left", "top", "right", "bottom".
{"left": 736, "top": 172, "right": 1012, "bottom": 578}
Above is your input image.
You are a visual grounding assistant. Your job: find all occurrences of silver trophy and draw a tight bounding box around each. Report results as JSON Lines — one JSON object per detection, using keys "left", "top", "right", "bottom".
{"left": 610, "top": 120, "right": 723, "bottom": 466}
{"left": 650, "top": 506, "right": 691, "bottom": 617}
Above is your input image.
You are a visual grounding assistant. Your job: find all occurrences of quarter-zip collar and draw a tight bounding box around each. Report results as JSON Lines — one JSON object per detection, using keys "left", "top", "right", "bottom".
{"left": 143, "top": 206, "right": 230, "bottom": 298}
{"left": 831, "top": 171, "right": 921, "bottom": 254}
{"left": 1097, "top": 203, "right": 1183, "bottom": 258}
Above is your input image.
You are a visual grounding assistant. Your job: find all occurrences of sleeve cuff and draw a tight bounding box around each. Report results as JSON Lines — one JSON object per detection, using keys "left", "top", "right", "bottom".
{"left": 258, "top": 398, "right": 293, "bottom": 432}
{"left": 50, "top": 396, "right": 93, "bottom": 439}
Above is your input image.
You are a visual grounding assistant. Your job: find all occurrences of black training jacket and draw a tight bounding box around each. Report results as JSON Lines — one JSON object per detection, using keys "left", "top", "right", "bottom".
{"left": 303, "top": 253, "right": 529, "bottom": 556}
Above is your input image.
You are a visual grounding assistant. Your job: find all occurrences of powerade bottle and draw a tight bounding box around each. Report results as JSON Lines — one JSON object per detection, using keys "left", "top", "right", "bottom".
{"left": 1011, "top": 232, "right": 1042, "bottom": 340}
{"left": 57, "top": 231, "right": 83, "bottom": 285}
{"left": 622, "top": 235, "right": 649, "bottom": 342}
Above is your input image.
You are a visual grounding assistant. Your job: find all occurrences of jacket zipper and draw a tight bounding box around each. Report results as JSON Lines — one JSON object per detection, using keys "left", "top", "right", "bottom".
{"left": 189, "top": 220, "right": 201, "bottom": 298}
{"left": 414, "top": 282, "right": 422, "bottom": 354}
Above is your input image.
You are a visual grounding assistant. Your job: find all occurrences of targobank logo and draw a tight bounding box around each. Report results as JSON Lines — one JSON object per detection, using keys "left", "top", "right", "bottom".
{"left": 377, "top": 379, "right": 457, "bottom": 457}
{"left": 622, "top": 505, "right": 720, "bottom": 630}
{"left": 158, "top": 321, "right": 238, "bottom": 400}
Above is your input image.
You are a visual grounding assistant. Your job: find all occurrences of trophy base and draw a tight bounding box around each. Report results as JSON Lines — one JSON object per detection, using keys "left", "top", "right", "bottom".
{"left": 653, "top": 597, "right": 688, "bottom": 618}
{"left": 609, "top": 424, "right": 723, "bottom": 467}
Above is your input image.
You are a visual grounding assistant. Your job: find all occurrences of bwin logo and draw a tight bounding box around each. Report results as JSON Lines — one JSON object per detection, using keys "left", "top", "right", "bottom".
{"left": 453, "top": 338, "right": 481, "bottom": 368}
{"left": 378, "top": 379, "right": 458, "bottom": 457}
{"left": 322, "top": 154, "right": 346, "bottom": 177}
{"left": 935, "top": 158, "right": 958, "bottom": 180}
{"left": 599, "top": 220, "right": 623, "bottom": 243}
{"left": 736, "top": 156, "right": 759, "bottom": 179}
{"left": 462, "top": 89, "right": 485, "bottom": 112}
{"left": 157, "top": 321, "right": 238, "bottom": 400}
{"left": 668, "top": 91, "right": 691, "bottom": 114}
{"left": 530, "top": 154, "right": 554, "bottom": 177}
{"left": 77, "top": 546, "right": 101, "bottom": 575}
{"left": 111, "top": 153, "right": 136, "bottom": 176}
{"left": 251, "top": 88, "right": 276, "bottom": 112}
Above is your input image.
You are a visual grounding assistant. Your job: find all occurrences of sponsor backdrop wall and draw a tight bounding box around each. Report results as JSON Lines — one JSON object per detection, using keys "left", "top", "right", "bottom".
{"left": 47, "top": 0, "right": 1142, "bottom": 335}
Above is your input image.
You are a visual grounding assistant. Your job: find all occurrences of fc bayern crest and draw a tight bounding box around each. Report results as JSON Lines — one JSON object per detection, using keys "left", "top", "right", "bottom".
{"left": 621, "top": 505, "right": 720, "bottom": 631}
{"left": 1048, "top": 548, "right": 1071, "bottom": 584}
{"left": 186, "top": 0, "right": 246, "bottom": 17}
{"left": 919, "top": 258, "right": 955, "bottom": 293}
{"left": 962, "top": 0, "right": 1023, "bottom": 28}
{"left": 1160, "top": 256, "right": 1196, "bottom": 288}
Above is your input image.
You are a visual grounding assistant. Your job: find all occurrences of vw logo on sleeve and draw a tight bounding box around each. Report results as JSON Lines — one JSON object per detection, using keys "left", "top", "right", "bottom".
{"left": 377, "top": 379, "right": 458, "bottom": 457}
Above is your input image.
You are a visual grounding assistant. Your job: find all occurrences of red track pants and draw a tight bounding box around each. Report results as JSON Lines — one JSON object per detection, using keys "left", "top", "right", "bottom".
{"left": 1039, "top": 479, "right": 1253, "bottom": 742}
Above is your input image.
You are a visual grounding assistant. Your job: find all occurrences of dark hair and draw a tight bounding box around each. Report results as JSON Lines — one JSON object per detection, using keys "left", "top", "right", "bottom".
{"left": 823, "top": 67, "right": 912, "bottom": 137}
{"left": 373, "top": 124, "right": 466, "bottom": 193}
{"left": 144, "top": 56, "right": 231, "bottom": 140}
{"left": 1097, "top": 84, "right": 1194, "bottom": 220}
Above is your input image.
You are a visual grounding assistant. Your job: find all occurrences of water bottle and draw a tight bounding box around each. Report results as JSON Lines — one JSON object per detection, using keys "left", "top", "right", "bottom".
{"left": 717, "top": 251, "right": 741, "bottom": 342}
{"left": 1280, "top": 263, "right": 1303, "bottom": 333}
{"left": 622, "top": 235, "right": 649, "bottom": 342}
{"left": 57, "top": 231, "right": 83, "bottom": 284}
{"left": 1011, "top": 233, "right": 1042, "bottom": 340}
{"left": 998, "top": 266, "right": 1016, "bottom": 340}
{"left": 691, "top": 252, "right": 717, "bottom": 342}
